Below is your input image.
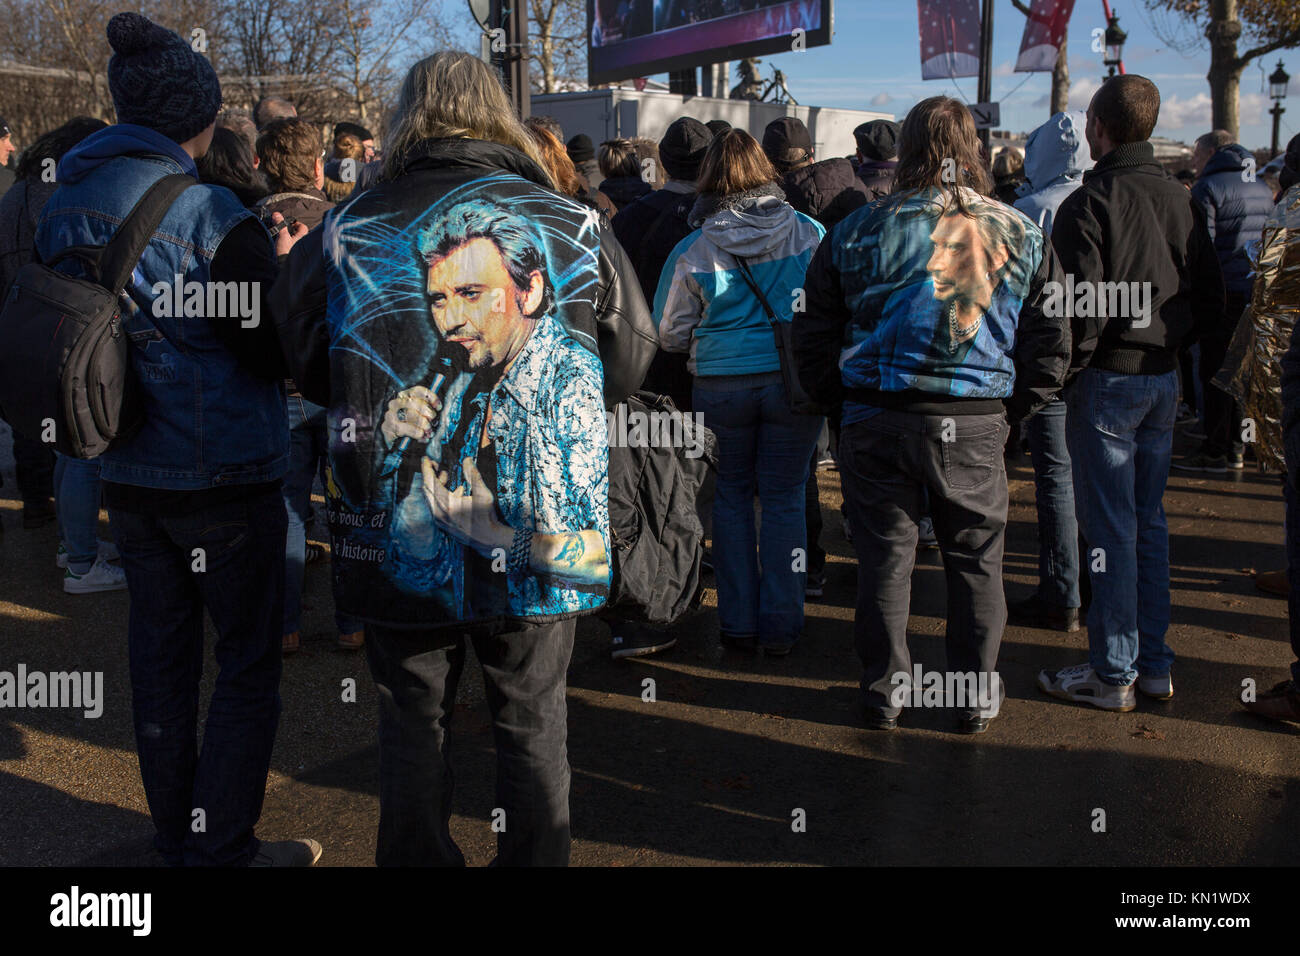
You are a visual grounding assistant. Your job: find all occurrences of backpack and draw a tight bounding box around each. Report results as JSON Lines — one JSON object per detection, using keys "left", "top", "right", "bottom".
{"left": 606, "top": 390, "right": 717, "bottom": 625}
{"left": 0, "top": 173, "right": 193, "bottom": 459}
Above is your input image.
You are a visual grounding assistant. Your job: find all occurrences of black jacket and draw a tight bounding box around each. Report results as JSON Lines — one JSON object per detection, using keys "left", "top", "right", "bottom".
{"left": 607, "top": 391, "right": 715, "bottom": 625}
{"left": 270, "top": 137, "right": 658, "bottom": 630}
{"left": 855, "top": 159, "right": 897, "bottom": 201}
{"left": 1052, "top": 142, "right": 1225, "bottom": 380}
{"left": 0, "top": 177, "right": 54, "bottom": 297}
{"left": 273, "top": 137, "right": 657, "bottom": 413}
{"left": 599, "top": 175, "right": 652, "bottom": 212}
{"left": 611, "top": 183, "right": 697, "bottom": 409}
{"left": 781, "top": 157, "right": 869, "bottom": 228}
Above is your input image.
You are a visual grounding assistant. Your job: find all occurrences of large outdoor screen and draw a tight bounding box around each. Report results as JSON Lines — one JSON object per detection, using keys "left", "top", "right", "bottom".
{"left": 588, "top": 0, "right": 833, "bottom": 86}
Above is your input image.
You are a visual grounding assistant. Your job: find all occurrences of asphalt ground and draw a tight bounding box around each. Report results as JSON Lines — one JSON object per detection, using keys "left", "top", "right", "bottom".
{"left": 0, "top": 420, "right": 1296, "bottom": 867}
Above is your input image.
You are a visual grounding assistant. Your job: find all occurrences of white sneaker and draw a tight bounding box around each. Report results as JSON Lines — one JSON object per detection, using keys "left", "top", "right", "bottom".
{"left": 1037, "top": 662, "right": 1137, "bottom": 712}
{"left": 63, "top": 556, "right": 127, "bottom": 594}
{"left": 917, "top": 516, "right": 938, "bottom": 549}
{"left": 56, "top": 540, "right": 119, "bottom": 569}
{"left": 1138, "top": 672, "right": 1173, "bottom": 700}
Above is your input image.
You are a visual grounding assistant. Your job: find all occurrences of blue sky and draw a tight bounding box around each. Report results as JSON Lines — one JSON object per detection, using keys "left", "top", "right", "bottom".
{"left": 738, "top": 0, "right": 1295, "bottom": 149}
{"left": 559, "top": 0, "right": 1298, "bottom": 151}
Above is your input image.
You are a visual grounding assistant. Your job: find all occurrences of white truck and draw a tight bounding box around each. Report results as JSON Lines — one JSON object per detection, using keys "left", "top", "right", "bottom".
{"left": 531, "top": 87, "right": 894, "bottom": 160}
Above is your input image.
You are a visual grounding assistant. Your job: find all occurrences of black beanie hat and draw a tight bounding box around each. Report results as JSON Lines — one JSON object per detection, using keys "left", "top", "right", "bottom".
{"left": 335, "top": 121, "right": 373, "bottom": 142}
{"left": 107, "top": 12, "right": 222, "bottom": 144}
{"left": 659, "top": 117, "right": 711, "bottom": 181}
{"left": 705, "top": 119, "right": 732, "bottom": 138}
{"left": 567, "top": 134, "right": 594, "bottom": 164}
{"left": 762, "top": 116, "right": 813, "bottom": 166}
{"left": 854, "top": 120, "right": 900, "bottom": 162}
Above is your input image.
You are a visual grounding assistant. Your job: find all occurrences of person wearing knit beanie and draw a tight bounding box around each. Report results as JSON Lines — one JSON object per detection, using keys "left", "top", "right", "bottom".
{"left": 106, "top": 11, "right": 222, "bottom": 145}
{"left": 658, "top": 117, "right": 711, "bottom": 182}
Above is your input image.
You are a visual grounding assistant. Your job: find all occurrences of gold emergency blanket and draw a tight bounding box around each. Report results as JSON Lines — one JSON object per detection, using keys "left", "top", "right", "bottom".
{"left": 1214, "top": 184, "right": 1300, "bottom": 473}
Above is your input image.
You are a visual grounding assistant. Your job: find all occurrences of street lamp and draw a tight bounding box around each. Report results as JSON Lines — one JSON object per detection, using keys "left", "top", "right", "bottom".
{"left": 1270, "top": 60, "right": 1290, "bottom": 157}
{"left": 1104, "top": 13, "right": 1127, "bottom": 81}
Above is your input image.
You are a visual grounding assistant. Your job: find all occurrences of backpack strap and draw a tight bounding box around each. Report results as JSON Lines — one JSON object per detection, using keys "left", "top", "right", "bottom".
{"left": 97, "top": 173, "right": 196, "bottom": 294}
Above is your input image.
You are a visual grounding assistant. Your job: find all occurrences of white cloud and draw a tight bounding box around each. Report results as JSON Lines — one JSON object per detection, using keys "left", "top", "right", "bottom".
{"left": 1156, "top": 92, "right": 1210, "bottom": 129}
{"left": 870, "top": 91, "right": 892, "bottom": 106}
{"left": 1067, "top": 77, "right": 1102, "bottom": 110}
{"left": 995, "top": 60, "right": 1015, "bottom": 77}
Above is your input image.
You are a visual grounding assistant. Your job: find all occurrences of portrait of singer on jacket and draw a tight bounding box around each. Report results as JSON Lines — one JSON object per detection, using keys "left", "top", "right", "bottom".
{"left": 377, "top": 197, "right": 611, "bottom": 617}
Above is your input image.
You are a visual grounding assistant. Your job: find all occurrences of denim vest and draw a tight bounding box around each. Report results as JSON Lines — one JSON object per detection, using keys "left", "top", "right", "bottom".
{"left": 35, "top": 153, "right": 287, "bottom": 489}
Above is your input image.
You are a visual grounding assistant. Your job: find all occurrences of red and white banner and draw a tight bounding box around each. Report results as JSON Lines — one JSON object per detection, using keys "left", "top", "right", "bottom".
{"left": 917, "top": 0, "right": 982, "bottom": 80}
{"left": 1014, "top": 0, "right": 1076, "bottom": 73}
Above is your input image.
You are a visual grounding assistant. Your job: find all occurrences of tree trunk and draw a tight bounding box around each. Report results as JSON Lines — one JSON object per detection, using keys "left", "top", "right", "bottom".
{"left": 1050, "top": 24, "right": 1069, "bottom": 115}
{"left": 1207, "top": 0, "right": 1243, "bottom": 138}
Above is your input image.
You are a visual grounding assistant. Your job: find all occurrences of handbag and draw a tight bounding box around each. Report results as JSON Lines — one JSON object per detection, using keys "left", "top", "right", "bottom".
{"left": 732, "top": 254, "right": 827, "bottom": 416}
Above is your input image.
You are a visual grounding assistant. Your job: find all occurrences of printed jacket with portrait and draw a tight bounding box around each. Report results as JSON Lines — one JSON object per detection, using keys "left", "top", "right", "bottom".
{"left": 795, "top": 185, "right": 1069, "bottom": 422}
{"left": 272, "top": 137, "right": 657, "bottom": 630}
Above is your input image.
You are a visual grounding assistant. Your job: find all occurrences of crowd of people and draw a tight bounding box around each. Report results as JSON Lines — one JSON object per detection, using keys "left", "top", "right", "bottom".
{"left": 1, "top": 10, "right": 1299, "bottom": 867}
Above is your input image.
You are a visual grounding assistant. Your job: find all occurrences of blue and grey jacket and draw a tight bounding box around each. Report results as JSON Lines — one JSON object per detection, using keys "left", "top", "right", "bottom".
{"left": 1013, "top": 110, "right": 1091, "bottom": 236}
{"left": 1192, "top": 144, "right": 1276, "bottom": 295}
{"left": 35, "top": 124, "right": 287, "bottom": 490}
{"left": 796, "top": 185, "right": 1068, "bottom": 421}
{"left": 654, "top": 183, "right": 825, "bottom": 376}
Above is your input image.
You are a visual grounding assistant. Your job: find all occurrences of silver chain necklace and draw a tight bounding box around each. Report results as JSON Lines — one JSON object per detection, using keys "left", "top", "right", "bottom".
{"left": 947, "top": 300, "right": 980, "bottom": 352}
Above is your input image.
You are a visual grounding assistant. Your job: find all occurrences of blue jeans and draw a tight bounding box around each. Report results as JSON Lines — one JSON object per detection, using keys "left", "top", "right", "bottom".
{"left": 1025, "top": 397, "right": 1080, "bottom": 608}
{"left": 283, "top": 395, "right": 360, "bottom": 636}
{"left": 693, "top": 375, "right": 823, "bottom": 647}
{"left": 109, "top": 488, "right": 287, "bottom": 866}
{"left": 1065, "top": 368, "right": 1178, "bottom": 685}
{"left": 54, "top": 453, "right": 105, "bottom": 572}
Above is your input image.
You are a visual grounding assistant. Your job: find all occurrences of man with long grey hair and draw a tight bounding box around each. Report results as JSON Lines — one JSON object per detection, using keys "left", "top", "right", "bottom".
{"left": 273, "top": 50, "right": 656, "bottom": 866}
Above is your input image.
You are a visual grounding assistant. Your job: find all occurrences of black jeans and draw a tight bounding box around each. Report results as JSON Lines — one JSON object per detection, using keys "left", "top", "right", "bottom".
{"left": 12, "top": 429, "right": 54, "bottom": 505}
{"left": 364, "top": 618, "right": 576, "bottom": 866}
{"left": 1201, "top": 293, "right": 1250, "bottom": 458}
{"left": 839, "top": 410, "right": 1009, "bottom": 716}
{"left": 109, "top": 487, "right": 287, "bottom": 866}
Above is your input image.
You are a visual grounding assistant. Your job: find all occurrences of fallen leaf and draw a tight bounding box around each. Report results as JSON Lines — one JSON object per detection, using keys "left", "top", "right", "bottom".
{"left": 1131, "top": 725, "right": 1165, "bottom": 740}
{"left": 721, "top": 773, "right": 753, "bottom": 791}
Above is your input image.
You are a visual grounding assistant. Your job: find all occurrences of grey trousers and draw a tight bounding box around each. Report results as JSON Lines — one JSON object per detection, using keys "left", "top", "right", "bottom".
{"left": 838, "top": 409, "right": 1009, "bottom": 717}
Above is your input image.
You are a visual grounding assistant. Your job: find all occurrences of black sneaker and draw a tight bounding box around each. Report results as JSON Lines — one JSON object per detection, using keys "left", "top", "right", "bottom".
{"left": 719, "top": 632, "right": 757, "bottom": 653}
{"left": 1007, "top": 594, "right": 1080, "bottom": 632}
{"left": 610, "top": 624, "right": 677, "bottom": 660}
{"left": 1171, "top": 451, "right": 1227, "bottom": 473}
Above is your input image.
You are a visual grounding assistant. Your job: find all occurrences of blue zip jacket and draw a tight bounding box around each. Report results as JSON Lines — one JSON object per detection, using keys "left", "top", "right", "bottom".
{"left": 654, "top": 184, "right": 825, "bottom": 376}
{"left": 35, "top": 124, "right": 287, "bottom": 489}
{"left": 1192, "top": 144, "right": 1276, "bottom": 295}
